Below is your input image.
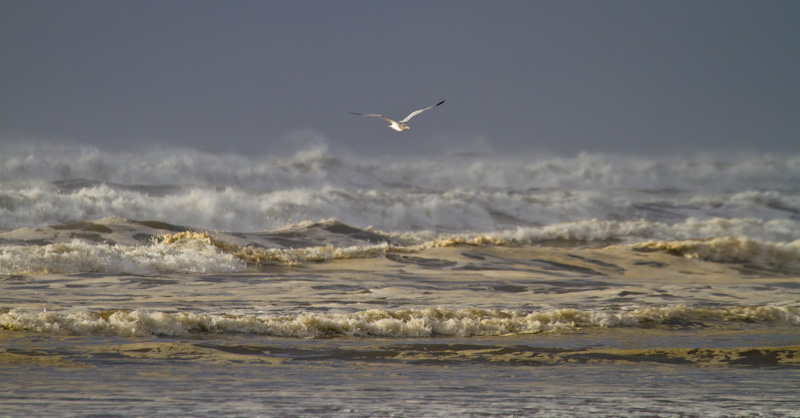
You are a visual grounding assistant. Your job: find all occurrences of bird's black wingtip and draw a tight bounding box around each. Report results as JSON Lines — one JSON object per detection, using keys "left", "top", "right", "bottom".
{"left": 436, "top": 100, "right": 445, "bottom": 106}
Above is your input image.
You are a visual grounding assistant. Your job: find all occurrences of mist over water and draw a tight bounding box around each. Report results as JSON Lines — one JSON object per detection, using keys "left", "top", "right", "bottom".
{"left": 2, "top": 143, "right": 799, "bottom": 234}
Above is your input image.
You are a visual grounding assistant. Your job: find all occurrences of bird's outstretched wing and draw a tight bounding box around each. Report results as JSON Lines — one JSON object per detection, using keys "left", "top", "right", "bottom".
{"left": 400, "top": 100, "right": 445, "bottom": 123}
{"left": 349, "top": 112, "right": 399, "bottom": 124}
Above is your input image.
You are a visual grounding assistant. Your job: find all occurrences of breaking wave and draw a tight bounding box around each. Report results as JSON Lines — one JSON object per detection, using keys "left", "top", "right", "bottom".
{"left": 3, "top": 218, "right": 800, "bottom": 275}
{"left": 0, "top": 233, "right": 244, "bottom": 275}
{"left": 631, "top": 237, "right": 800, "bottom": 271}
{"left": 2, "top": 305, "right": 797, "bottom": 338}
{"left": 2, "top": 145, "right": 800, "bottom": 233}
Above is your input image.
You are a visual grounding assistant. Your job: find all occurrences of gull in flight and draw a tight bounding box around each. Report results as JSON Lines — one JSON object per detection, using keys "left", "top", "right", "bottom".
{"left": 350, "top": 100, "right": 445, "bottom": 131}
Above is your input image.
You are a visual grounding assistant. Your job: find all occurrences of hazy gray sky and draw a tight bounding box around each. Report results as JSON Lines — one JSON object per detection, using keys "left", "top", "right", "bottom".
{"left": 2, "top": 1, "right": 798, "bottom": 156}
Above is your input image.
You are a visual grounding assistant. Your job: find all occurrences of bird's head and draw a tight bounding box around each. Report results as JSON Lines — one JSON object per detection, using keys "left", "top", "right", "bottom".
{"left": 403, "top": 126, "right": 411, "bottom": 130}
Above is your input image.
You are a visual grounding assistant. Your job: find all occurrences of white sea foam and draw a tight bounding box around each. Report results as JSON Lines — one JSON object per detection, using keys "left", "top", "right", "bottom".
{"left": 402, "top": 217, "right": 800, "bottom": 250}
{"left": 3, "top": 181, "right": 800, "bottom": 237}
{"left": 0, "top": 235, "right": 243, "bottom": 275}
{"left": 2, "top": 305, "right": 797, "bottom": 338}
{"left": 2, "top": 144, "right": 800, "bottom": 241}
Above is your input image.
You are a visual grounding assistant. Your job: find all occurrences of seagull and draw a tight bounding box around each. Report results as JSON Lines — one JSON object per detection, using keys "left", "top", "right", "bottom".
{"left": 350, "top": 100, "right": 445, "bottom": 131}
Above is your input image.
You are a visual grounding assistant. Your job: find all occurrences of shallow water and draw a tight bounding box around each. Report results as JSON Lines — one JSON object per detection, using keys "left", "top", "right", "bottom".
{"left": 3, "top": 329, "right": 799, "bottom": 417}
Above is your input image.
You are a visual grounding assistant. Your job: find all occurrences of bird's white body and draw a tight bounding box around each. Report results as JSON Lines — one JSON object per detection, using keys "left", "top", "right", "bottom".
{"left": 387, "top": 119, "right": 410, "bottom": 132}
{"left": 350, "top": 100, "right": 445, "bottom": 131}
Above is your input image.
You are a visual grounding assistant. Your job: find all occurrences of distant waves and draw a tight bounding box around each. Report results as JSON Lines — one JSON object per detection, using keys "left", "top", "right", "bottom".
{"left": 2, "top": 145, "right": 800, "bottom": 234}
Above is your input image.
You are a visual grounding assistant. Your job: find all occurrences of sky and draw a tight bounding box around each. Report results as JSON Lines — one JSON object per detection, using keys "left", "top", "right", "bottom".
{"left": 1, "top": 0, "right": 798, "bottom": 156}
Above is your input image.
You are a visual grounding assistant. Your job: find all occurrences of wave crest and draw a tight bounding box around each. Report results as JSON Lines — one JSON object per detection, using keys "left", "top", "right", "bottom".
{"left": 631, "top": 238, "right": 800, "bottom": 270}
{"left": 2, "top": 305, "right": 797, "bottom": 338}
{"left": 0, "top": 233, "right": 243, "bottom": 275}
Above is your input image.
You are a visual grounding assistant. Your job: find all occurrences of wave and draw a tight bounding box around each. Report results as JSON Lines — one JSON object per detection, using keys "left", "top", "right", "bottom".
{"left": 3, "top": 179, "right": 800, "bottom": 234}
{"left": 492, "top": 217, "right": 800, "bottom": 244}
{"left": 631, "top": 238, "right": 800, "bottom": 271}
{"left": 2, "top": 305, "right": 797, "bottom": 338}
{"left": 3, "top": 145, "right": 800, "bottom": 232}
{"left": 0, "top": 232, "right": 244, "bottom": 275}
{"left": 3, "top": 217, "right": 800, "bottom": 275}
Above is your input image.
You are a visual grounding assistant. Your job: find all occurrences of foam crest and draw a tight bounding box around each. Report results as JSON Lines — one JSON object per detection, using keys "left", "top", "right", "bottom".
{"left": 410, "top": 217, "right": 800, "bottom": 248}
{"left": 2, "top": 305, "right": 797, "bottom": 338}
{"left": 4, "top": 179, "right": 800, "bottom": 234}
{"left": 0, "top": 234, "right": 244, "bottom": 275}
{"left": 631, "top": 238, "right": 800, "bottom": 270}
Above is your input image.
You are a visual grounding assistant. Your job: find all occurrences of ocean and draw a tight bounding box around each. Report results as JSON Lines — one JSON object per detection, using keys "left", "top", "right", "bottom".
{"left": 1, "top": 143, "right": 799, "bottom": 417}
